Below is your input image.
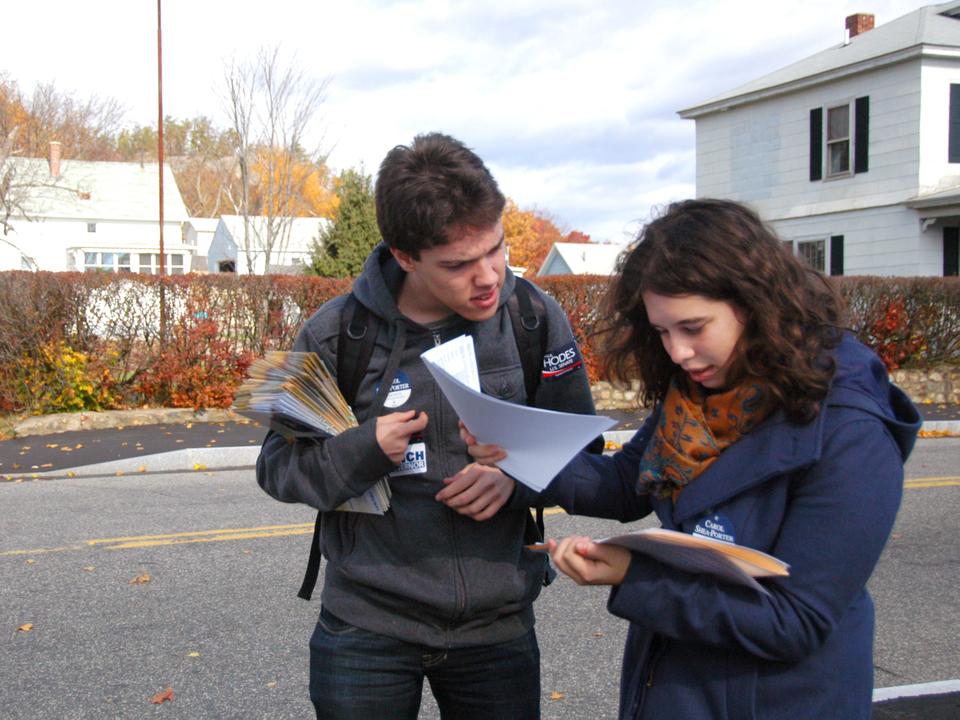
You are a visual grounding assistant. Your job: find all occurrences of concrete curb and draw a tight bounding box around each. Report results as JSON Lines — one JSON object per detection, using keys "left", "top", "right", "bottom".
{"left": 11, "top": 408, "right": 248, "bottom": 436}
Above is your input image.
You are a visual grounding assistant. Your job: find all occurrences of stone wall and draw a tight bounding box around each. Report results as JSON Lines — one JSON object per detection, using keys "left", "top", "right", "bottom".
{"left": 591, "top": 366, "right": 960, "bottom": 410}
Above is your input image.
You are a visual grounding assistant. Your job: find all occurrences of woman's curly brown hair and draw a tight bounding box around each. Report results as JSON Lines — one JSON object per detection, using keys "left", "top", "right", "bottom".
{"left": 599, "top": 199, "right": 844, "bottom": 424}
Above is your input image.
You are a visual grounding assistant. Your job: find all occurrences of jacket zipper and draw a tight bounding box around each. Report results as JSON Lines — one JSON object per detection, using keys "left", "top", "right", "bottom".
{"left": 430, "top": 327, "right": 468, "bottom": 627}
{"left": 635, "top": 635, "right": 669, "bottom": 716}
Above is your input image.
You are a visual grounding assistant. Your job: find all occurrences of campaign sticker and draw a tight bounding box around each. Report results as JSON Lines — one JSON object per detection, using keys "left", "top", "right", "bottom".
{"left": 382, "top": 371, "right": 413, "bottom": 408}
{"left": 390, "top": 441, "right": 427, "bottom": 477}
{"left": 692, "top": 513, "right": 736, "bottom": 544}
{"left": 541, "top": 341, "right": 584, "bottom": 380}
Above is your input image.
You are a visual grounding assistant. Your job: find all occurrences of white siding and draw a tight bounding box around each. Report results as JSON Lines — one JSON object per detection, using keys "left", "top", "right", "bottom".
{"left": 695, "top": 59, "right": 923, "bottom": 220}
{"left": 918, "top": 57, "right": 960, "bottom": 190}
{"left": 771, "top": 205, "right": 943, "bottom": 276}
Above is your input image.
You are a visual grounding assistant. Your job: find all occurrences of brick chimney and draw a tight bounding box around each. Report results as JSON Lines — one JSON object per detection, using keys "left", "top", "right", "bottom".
{"left": 48, "top": 141, "right": 62, "bottom": 179}
{"left": 846, "top": 13, "right": 875, "bottom": 38}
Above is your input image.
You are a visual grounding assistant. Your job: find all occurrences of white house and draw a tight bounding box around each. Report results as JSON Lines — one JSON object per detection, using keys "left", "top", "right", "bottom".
{"left": 679, "top": 3, "right": 960, "bottom": 276}
{"left": 537, "top": 242, "right": 626, "bottom": 277}
{"left": 207, "top": 214, "right": 329, "bottom": 274}
{"left": 0, "top": 142, "right": 193, "bottom": 273}
{"left": 181, "top": 217, "right": 220, "bottom": 272}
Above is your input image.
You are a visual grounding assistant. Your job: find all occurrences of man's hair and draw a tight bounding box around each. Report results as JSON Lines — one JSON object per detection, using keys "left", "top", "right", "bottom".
{"left": 375, "top": 132, "right": 505, "bottom": 258}
{"left": 598, "top": 198, "right": 845, "bottom": 424}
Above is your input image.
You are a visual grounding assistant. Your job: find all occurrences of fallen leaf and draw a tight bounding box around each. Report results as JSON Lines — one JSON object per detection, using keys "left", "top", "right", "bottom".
{"left": 130, "top": 572, "right": 151, "bottom": 585}
{"left": 83, "top": 566, "right": 96, "bottom": 572}
{"left": 45, "top": 443, "right": 59, "bottom": 448}
{"left": 175, "top": 439, "right": 184, "bottom": 444}
{"left": 186, "top": 423, "right": 193, "bottom": 429}
{"left": 592, "top": 631, "right": 605, "bottom": 638}
{"left": 115, "top": 471, "right": 124, "bottom": 476}
{"left": 550, "top": 691, "right": 565, "bottom": 701}
{"left": 20, "top": 445, "right": 31, "bottom": 451}
{"left": 25, "top": 559, "right": 35, "bottom": 565}
{"left": 266, "top": 681, "right": 278, "bottom": 688}
{"left": 17, "top": 623, "right": 34, "bottom": 633}
{"left": 187, "top": 651, "right": 200, "bottom": 657}
{"left": 150, "top": 687, "right": 174, "bottom": 704}
{"left": 40, "top": 463, "right": 53, "bottom": 469}
{"left": 138, "top": 466, "right": 147, "bottom": 473}
{"left": 74, "top": 444, "right": 83, "bottom": 449}
{"left": 193, "top": 463, "right": 207, "bottom": 471}
{"left": 66, "top": 471, "right": 76, "bottom": 478}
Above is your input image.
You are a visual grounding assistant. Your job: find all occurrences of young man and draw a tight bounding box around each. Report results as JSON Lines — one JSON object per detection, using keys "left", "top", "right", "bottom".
{"left": 256, "top": 132, "right": 599, "bottom": 719}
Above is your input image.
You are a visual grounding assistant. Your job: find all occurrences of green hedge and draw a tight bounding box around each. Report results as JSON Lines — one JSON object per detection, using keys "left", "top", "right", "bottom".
{"left": 0, "top": 271, "right": 956, "bottom": 415}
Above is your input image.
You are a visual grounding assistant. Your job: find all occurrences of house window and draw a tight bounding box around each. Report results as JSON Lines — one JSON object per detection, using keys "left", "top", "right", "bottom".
{"left": 84, "top": 251, "right": 118, "bottom": 272}
{"left": 810, "top": 97, "right": 869, "bottom": 181}
{"left": 137, "top": 253, "right": 185, "bottom": 275}
{"left": 798, "top": 239, "right": 826, "bottom": 270}
{"left": 118, "top": 253, "right": 131, "bottom": 274}
{"left": 87, "top": 223, "right": 96, "bottom": 233}
{"left": 826, "top": 105, "right": 850, "bottom": 176}
{"left": 949, "top": 85, "right": 960, "bottom": 163}
{"left": 784, "top": 235, "right": 844, "bottom": 275}
{"left": 945, "top": 227, "right": 959, "bottom": 276}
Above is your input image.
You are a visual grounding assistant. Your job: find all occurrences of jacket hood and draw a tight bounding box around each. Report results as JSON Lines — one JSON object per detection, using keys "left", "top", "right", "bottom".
{"left": 350, "top": 243, "right": 518, "bottom": 324}
{"left": 828, "top": 333, "right": 921, "bottom": 461}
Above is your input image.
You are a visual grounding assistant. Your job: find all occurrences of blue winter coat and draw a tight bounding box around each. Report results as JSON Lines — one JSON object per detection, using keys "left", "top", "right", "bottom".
{"left": 542, "top": 335, "right": 920, "bottom": 720}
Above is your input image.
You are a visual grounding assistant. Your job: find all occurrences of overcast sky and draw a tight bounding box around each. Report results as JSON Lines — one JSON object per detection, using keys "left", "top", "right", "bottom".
{"left": 2, "top": 0, "right": 936, "bottom": 242}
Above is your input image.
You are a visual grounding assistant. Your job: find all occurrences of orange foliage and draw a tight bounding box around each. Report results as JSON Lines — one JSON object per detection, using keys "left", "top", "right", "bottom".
{"left": 503, "top": 199, "right": 591, "bottom": 277}
{"left": 248, "top": 148, "right": 338, "bottom": 218}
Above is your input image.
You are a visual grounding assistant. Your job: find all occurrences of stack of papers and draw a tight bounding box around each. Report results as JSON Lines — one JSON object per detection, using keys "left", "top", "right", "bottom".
{"left": 420, "top": 335, "right": 616, "bottom": 491}
{"left": 233, "top": 351, "right": 390, "bottom": 514}
{"left": 598, "top": 528, "right": 790, "bottom": 594}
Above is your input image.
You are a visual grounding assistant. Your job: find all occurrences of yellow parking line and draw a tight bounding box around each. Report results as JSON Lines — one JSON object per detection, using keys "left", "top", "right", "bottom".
{"left": 3, "top": 482, "right": 957, "bottom": 558}
{"left": 904, "top": 476, "right": 960, "bottom": 489}
{"left": 84, "top": 522, "right": 314, "bottom": 546}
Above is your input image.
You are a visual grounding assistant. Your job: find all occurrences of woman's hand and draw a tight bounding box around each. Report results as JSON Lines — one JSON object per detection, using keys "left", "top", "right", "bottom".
{"left": 548, "top": 535, "right": 631, "bottom": 586}
{"left": 375, "top": 410, "right": 428, "bottom": 464}
{"left": 459, "top": 420, "right": 506, "bottom": 466}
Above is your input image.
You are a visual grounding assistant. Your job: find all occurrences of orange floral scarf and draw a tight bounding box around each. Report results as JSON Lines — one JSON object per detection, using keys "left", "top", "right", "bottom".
{"left": 638, "top": 376, "right": 771, "bottom": 501}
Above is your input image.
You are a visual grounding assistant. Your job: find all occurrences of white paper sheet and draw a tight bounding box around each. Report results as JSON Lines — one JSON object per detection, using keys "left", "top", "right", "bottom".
{"left": 420, "top": 335, "right": 481, "bottom": 391}
{"left": 420, "top": 357, "right": 616, "bottom": 491}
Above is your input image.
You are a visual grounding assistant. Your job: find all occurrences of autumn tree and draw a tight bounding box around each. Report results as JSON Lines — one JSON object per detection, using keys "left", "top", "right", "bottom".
{"left": 0, "top": 74, "right": 122, "bottom": 262}
{"left": 223, "top": 47, "right": 330, "bottom": 274}
{"left": 503, "top": 200, "right": 589, "bottom": 276}
{"left": 309, "top": 167, "right": 380, "bottom": 278}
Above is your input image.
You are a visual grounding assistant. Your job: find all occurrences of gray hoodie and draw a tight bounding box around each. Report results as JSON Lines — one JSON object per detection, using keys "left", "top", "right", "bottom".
{"left": 257, "top": 244, "right": 599, "bottom": 647}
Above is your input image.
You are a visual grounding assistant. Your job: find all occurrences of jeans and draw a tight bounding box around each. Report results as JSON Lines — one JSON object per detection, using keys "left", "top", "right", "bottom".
{"left": 309, "top": 607, "right": 541, "bottom": 719}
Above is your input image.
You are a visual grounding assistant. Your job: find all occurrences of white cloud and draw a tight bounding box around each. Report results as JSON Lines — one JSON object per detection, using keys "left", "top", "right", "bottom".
{"left": 0, "top": 0, "right": 937, "bottom": 240}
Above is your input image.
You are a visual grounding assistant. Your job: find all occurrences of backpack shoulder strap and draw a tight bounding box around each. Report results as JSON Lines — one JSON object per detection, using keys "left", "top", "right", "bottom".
{"left": 298, "top": 292, "right": 379, "bottom": 601}
{"left": 506, "top": 277, "right": 548, "bottom": 407}
{"left": 505, "top": 278, "right": 553, "bottom": 578}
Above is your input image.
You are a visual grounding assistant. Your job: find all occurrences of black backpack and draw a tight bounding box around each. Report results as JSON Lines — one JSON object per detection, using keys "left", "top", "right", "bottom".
{"left": 297, "top": 277, "right": 561, "bottom": 600}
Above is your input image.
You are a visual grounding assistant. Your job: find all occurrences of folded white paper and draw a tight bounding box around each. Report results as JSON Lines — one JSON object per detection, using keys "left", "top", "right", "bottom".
{"left": 421, "top": 354, "right": 615, "bottom": 491}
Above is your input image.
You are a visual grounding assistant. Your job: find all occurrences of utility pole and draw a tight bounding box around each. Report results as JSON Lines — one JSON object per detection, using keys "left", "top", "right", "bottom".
{"left": 157, "top": 0, "right": 167, "bottom": 342}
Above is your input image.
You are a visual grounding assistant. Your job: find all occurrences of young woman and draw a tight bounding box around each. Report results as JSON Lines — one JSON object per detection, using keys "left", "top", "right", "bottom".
{"left": 459, "top": 199, "right": 921, "bottom": 719}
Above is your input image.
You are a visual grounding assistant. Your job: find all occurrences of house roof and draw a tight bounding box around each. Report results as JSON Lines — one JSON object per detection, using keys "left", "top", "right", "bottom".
{"left": 217, "top": 215, "right": 328, "bottom": 254}
{"left": 11, "top": 157, "right": 189, "bottom": 222}
{"left": 536, "top": 242, "right": 626, "bottom": 276}
{"left": 680, "top": 1, "right": 960, "bottom": 118}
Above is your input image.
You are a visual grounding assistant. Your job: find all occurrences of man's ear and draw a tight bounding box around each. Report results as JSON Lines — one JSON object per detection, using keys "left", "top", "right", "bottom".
{"left": 390, "top": 247, "right": 416, "bottom": 272}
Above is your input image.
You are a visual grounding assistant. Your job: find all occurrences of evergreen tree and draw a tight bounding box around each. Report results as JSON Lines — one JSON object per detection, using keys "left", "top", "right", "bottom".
{"left": 309, "top": 168, "right": 381, "bottom": 278}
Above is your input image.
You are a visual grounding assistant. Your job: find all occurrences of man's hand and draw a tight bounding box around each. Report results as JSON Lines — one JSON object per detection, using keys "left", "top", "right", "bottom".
{"left": 458, "top": 421, "right": 506, "bottom": 466}
{"left": 376, "top": 410, "right": 429, "bottom": 464}
{"left": 548, "top": 536, "right": 631, "bottom": 586}
{"left": 436, "top": 463, "right": 515, "bottom": 521}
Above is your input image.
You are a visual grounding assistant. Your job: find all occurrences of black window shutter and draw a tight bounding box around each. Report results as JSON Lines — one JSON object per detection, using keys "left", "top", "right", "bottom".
{"left": 949, "top": 85, "right": 960, "bottom": 163}
{"left": 830, "top": 235, "right": 844, "bottom": 276}
{"left": 945, "top": 227, "right": 959, "bottom": 276}
{"left": 810, "top": 108, "right": 823, "bottom": 181}
{"left": 854, "top": 96, "right": 869, "bottom": 174}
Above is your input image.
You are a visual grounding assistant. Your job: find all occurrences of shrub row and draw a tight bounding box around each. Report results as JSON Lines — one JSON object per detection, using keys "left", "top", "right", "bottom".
{"left": 0, "top": 271, "right": 957, "bottom": 415}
